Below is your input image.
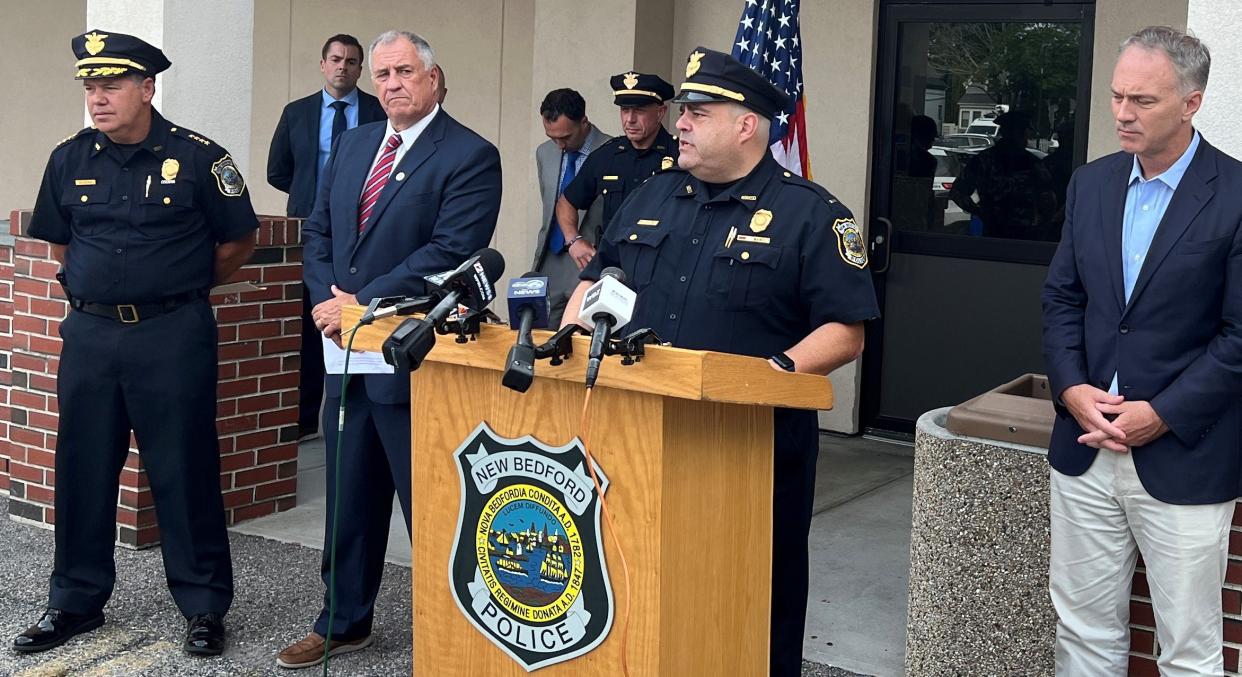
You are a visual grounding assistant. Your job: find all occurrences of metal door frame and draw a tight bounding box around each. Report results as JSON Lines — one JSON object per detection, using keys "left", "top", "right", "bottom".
{"left": 862, "top": 0, "right": 1096, "bottom": 435}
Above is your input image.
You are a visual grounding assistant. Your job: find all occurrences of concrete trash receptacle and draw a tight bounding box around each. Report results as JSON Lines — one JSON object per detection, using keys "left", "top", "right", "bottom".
{"left": 906, "top": 376, "right": 1056, "bottom": 675}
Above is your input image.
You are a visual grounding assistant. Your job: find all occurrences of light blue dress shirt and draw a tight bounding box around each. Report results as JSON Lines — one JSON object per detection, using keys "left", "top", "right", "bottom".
{"left": 317, "top": 88, "right": 361, "bottom": 187}
{"left": 1109, "top": 130, "right": 1201, "bottom": 394}
{"left": 558, "top": 126, "right": 605, "bottom": 188}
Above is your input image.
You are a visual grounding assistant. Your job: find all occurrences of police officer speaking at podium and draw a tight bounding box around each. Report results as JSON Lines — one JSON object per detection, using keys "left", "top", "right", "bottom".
{"left": 563, "top": 47, "right": 879, "bottom": 677}
{"left": 15, "top": 30, "right": 258, "bottom": 656}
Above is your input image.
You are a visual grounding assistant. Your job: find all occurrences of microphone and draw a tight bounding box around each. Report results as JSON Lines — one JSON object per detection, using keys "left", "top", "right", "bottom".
{"left": 382, "top": 248, "right": 506, "bottom": 371}
{"left": 361, "top": 295, "right": 436, "bottom": 324}
{"left": 501, "top": 273, "right": 550, "bottom": 393}
{"left": 577, "top": 267, "right": 636, "bottom": 388}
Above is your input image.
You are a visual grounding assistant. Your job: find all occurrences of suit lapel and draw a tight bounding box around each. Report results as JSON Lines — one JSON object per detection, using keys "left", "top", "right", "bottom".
{"left": 355, "top": 111, "right": 446, "bottom": 250}
{"left": 1123, "top": 141, "right": 1217, "bottom": 316}
{"left": 1100, "top": 155, "right": 1129, "bottom": 311}
{"left": 302, "top": 94, "right": 321, "bottom": 166}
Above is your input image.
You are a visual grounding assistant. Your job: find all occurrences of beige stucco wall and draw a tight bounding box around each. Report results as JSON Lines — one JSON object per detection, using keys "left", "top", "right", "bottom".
{"left": 2, "top": 0, "right": 88, "bottom": 218}
{"left": 672, "top": 0, "right": 878, "bottom": 432}
{"left": 1188, "top": 0, "right": 1242, "bottom": 158}
{"left": 1088, "top": 0, "right": 1190, "bottom": 161}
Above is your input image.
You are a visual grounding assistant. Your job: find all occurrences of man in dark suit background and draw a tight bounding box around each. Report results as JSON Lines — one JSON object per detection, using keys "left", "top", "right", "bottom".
{"left": 277, "top": 29, "right": 501, "bottom": 668}
{"left": 267, "top": 34, "right": 386, "bottom": 441}
{"left": 1042, "top": 26, "right": 1242, "bottom": 675}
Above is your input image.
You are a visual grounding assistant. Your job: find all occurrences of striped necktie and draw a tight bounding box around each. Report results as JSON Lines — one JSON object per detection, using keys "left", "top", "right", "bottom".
{"left": 358, "top": 133, "right": 403, "bottom": 232}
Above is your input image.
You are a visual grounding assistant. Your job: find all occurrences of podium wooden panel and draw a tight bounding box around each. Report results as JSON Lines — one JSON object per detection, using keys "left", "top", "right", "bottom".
{"left": 343, "top": 307, "right": 831, "bottom": 676}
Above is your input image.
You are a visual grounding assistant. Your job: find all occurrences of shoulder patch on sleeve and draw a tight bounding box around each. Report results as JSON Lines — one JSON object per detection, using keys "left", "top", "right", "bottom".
{"left": 833, "top": 218, "right": 868, "bottom": 269}
{"left": 211, "top": 154, "right": 247, "bottom": 197}
{"left": 55, "top": 127, "right": 93, "bottom": 149}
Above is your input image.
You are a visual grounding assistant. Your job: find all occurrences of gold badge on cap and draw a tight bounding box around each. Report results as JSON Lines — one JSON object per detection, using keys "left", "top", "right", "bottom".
{"left": 623, "top": 72, "right": 639, "bottom": 89}
{"left": 749, "top": 209, "right": 773, "bottom": 233}
{"left": 661, "top": 156, "right": 674, "bottom": 171}
{"left": 84, "top": 32, "right": 108, "bottom": 56}
{"left": 160, "top": 158, "right": 179, "bottom": 183}
{"left": 686, "top": 51, "right": 705, "bottom": 78}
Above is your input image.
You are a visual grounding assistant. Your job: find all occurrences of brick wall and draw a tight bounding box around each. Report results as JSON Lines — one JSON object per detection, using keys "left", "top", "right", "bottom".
{"left": 0, "top": 238, "right": 13, "bottom": 495}
{"left": 1127, "top": 503, "right": 1242, "bottom": 674}
{"left": 4, "top": 210, "right": 304, "bottom": 548}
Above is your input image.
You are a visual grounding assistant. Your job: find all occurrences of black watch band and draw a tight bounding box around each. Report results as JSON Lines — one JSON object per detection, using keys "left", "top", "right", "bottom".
{"left": 769, "top": 352, "right": 795, "bottom": 372}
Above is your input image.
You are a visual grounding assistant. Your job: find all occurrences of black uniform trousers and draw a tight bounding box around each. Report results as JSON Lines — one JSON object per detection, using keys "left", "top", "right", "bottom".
{"left": 314, "top": 376, "right": 412, "bottom": 641}
{"left": 299, "top": 285, "right": 325, "bottom": 433}
{"left": 50, "top": 300, "right": 233, "bottom": 618}
{"left": 771, "top": 407, "right": 820, "bottom": 677}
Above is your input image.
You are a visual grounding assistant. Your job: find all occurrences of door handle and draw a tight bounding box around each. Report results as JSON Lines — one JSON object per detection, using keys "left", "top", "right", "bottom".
{"left": 871, "top": 217, "right": 893, "bottom": 274}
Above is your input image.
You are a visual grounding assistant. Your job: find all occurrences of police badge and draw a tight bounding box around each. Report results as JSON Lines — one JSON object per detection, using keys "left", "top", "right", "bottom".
{"left": 833, "top": 218, "right": 868, "bottom": 269}
{"left": 210, "top": 154, "right": 245, "bottom": 197}
{"left": 449, "top": 423, "right": 614, "bottom": 671}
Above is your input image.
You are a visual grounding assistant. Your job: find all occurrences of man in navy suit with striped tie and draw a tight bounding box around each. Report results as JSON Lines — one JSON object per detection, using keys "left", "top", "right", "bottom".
{"left": 279, "top": 29, "right": 501, "bottom": 669}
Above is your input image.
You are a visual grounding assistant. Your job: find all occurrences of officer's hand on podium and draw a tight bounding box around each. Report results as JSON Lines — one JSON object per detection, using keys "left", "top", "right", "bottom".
{"left": 569, "top": 239, "right": 596, "bottom": 271}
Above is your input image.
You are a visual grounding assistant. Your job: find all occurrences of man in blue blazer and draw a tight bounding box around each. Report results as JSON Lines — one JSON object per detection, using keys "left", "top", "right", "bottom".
{"left": 278, "top": 29, "right": 501, "bottom": 669}
{"left": 267, "top": 34, "right": 386, "bottom": 441}
{"left": 1042, "top": 26, "right": 1242, "bottom": 675}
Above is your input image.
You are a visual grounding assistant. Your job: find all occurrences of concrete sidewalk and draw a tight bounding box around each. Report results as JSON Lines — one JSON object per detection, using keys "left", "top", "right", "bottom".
{"left": 0, "top": 432, "right": 911, "bottom": 676}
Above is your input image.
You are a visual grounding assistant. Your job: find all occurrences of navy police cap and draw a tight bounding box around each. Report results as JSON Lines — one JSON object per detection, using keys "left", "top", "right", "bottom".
{"left": 72, "top": 29, "right": 171, "bottom": 80}
{"left": 610, "top": 72, "right": 674, "bottom": 107}
{"left": 672, "top": 46, "right": 790, "bottom": 119}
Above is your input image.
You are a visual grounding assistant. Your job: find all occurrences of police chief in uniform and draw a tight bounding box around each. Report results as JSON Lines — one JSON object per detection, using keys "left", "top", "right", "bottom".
{"left": 553, "top": 71, "right": 678, "bottom": 271}
{"left": 563, "top": 48, "right": 879, "bottom": 677}
{"left": 14, "top": 30, "right": 258, "bottom": 656}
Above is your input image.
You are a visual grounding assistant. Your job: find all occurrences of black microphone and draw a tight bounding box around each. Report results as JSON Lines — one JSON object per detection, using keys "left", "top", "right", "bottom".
{"left": 577, "top": 267, "right": 636, "bottom": 388}
{"left": 501, "top": 273, "right": 550, "bottom": 393}
{"left": 360, "top": 295, "right": 436, "bottom": 324}
{"left": 382, "top": 248, "right": 505, "bottom": 371}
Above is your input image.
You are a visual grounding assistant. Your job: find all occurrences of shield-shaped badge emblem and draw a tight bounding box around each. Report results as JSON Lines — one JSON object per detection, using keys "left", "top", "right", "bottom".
{"left": 449, "top": 422, "right": 614, "bottom": 671}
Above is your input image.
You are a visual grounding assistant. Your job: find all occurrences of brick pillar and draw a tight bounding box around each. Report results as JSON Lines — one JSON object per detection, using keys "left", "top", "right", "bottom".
{"left": 5, "top": 210, "right": 305, "bottom": 548}
{"left": 0, "top": 236, "right": 13, "bottom": 495}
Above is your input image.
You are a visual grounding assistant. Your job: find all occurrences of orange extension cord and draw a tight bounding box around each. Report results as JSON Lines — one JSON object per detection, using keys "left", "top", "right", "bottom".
{"left": 576, "top": 385, "right": 632, "bottom": 677}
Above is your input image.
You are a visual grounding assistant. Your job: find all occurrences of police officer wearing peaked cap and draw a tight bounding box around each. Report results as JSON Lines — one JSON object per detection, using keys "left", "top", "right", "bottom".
{"left": 553, "top": 71, "right": 680, "bottom": 271}
{"left": 563, "top": 46, "right": 879, "bottom": 677}
{"left": 14, "top": 29, "right": 258, "bottom": 657}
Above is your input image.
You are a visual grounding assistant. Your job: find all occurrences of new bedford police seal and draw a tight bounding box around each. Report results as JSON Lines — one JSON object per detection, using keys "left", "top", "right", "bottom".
{"left": 449, "top": 422, "right": 613, "bottom": 671}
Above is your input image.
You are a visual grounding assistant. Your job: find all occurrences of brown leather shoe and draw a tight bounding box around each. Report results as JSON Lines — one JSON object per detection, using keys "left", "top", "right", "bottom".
{"left": 276, "top": 632, "right": 373, "bottom": 669}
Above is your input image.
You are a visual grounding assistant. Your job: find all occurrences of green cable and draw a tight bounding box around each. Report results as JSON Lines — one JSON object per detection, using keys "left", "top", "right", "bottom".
{"left": 322, "top": 323, "right": 358, "bottom": 676}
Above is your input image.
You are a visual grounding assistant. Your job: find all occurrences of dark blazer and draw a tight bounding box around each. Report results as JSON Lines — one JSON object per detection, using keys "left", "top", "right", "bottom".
{"left": 1042, "top": 137, "right": 1242, "bottom": 504}
{"left": 267, "top": 89, "right": 385, "bottom": 218}
{"left": 303, "top": 110, "right": 503, "bottom": 405}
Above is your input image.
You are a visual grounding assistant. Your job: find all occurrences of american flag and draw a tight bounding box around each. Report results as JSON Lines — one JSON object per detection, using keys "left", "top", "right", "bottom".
{"left": 731, "top": 0, "right": 810, "bottom": 177}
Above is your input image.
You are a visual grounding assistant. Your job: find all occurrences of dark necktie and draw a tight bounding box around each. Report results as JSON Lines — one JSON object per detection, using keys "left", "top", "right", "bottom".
{"left": 548, "top": 149, "right": 582, "bottom": 254}
{"left": 330, "top": 100, "right": 348, "bottom": 144}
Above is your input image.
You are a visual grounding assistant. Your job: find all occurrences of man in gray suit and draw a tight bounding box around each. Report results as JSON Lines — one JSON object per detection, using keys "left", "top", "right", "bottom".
{"left": 533, "top": 88, "right": 609, "bottom": 325}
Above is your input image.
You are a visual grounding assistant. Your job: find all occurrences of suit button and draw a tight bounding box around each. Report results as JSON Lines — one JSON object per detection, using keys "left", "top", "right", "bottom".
{"left": 350, "top": 267, "right": 357, "bottom": 274}
{"left": 1119, "top": 324, "right": 1130, "bottom": 334}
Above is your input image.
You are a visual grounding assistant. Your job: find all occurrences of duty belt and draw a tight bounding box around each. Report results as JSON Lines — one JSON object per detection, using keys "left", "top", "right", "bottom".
{"left": 70, "top": 289, "right": 206, "bottom": 324}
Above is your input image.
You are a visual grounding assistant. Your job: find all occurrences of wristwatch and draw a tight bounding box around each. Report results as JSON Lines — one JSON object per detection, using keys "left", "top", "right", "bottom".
{"left": 769, "top": 352, "right": 795, "bottom": 372}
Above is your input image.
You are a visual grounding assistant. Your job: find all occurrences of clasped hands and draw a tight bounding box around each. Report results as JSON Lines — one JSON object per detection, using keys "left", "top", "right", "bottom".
{"left": 311, "top": 285, "right": 357, "bottom": 349}
{"left": 1061, "top": 383, "right": 1169, "bottom": 453}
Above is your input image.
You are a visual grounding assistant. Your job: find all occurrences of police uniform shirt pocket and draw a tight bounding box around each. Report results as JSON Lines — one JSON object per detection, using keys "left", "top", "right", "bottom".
{"left": 610, "top": 226, "right": 667, "bottom": 287}
{"left": 135, "top": 182, "right": 196, "bottom": 239}
{"left": 61, "top": 183, "right": 112, "bottom": 235}
{"left": 708, "top": 244, "right": 783, "bottom": 310}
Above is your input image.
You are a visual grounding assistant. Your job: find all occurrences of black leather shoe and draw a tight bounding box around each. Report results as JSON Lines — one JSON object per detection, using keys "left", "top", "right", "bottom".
{"left": 12, "top": 608, "right": 105, "bottom": 653}
{"left": 184, "top": 613, "right": 225, "bottom": 656}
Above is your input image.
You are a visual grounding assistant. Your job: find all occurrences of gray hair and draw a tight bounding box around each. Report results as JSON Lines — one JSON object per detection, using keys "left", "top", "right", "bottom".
{"left": 1120, "top": 26, "right": 1210, "bottom": 94}
{"left": 369, "top": 30, "right": 436, "bottom": 71}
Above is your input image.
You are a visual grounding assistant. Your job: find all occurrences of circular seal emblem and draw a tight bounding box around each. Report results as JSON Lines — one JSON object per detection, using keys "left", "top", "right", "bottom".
{"left": 475, "top": 484, "right": 584, "bottom": 622}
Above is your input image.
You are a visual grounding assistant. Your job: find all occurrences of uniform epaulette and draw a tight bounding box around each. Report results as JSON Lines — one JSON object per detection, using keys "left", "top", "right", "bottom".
{"left": 779, "top": 170, "right": 837, "bottom": 206}
{"left": 55, "top": 127, "right": 94, "bottom": 149}
{"left": 169, "top": 125, "right": 217, "bottom": 151}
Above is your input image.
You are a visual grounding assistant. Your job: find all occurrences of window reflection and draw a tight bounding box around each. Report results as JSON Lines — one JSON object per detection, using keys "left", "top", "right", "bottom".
{"left": 889, "top": 21, "right": 1083, "bottom": 242}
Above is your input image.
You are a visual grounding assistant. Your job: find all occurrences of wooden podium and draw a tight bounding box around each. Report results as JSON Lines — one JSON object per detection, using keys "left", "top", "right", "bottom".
{"left": 343, "top": 307, "right": 831, "bottom": 676}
